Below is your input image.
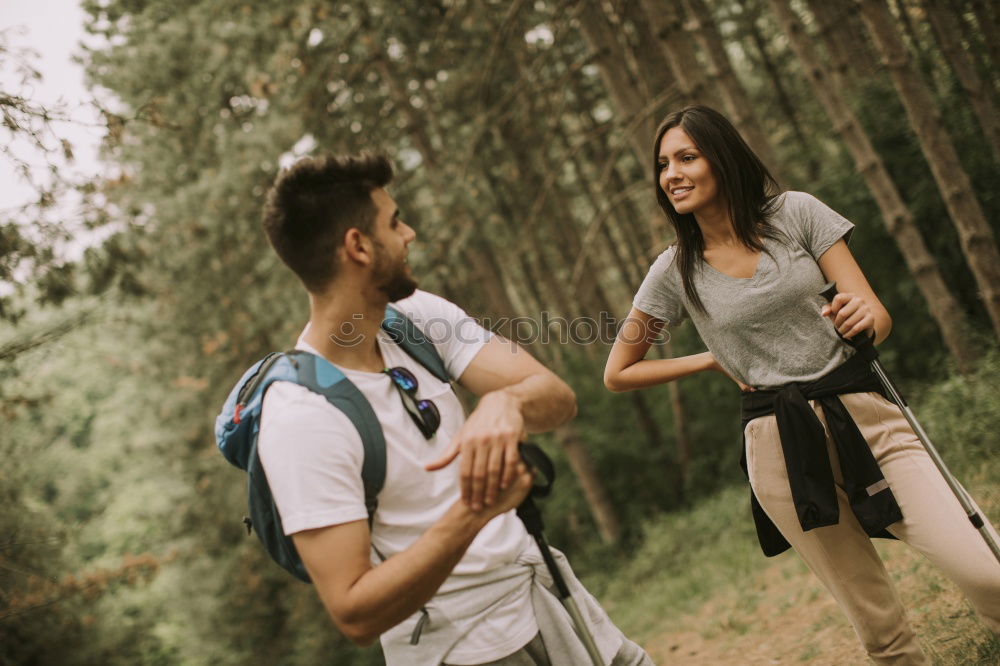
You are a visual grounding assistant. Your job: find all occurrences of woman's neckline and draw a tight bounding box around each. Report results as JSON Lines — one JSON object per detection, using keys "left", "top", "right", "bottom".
{"left": 700, "top": 239, "right": 768, "bottom": 281}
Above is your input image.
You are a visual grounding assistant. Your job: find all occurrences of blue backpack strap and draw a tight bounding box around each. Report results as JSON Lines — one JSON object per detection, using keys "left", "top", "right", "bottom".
{"left": 381, "top": 305, "right": 450, "bottom": 383}
{"left": 284, "top": 350, "right": 386, "bottom": 515}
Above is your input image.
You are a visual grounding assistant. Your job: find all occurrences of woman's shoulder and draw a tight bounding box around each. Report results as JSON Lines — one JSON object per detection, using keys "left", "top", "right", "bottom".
{"left": 634, "top": 244, "right": 686, "bottom": 321}
{"left": 770, "top": 190, "right": 817, "bottom": 214}
{"left": 770, "top": 190, "right": 834, "bottom": 219}
{"left": 766, "top": 190, "right": 854, "bottom": 255}
{"left": 766, "top": 190, "right": 827, "bottom": 234}
{"left": 648, "top": 244, "right": 681, "bottom": 275}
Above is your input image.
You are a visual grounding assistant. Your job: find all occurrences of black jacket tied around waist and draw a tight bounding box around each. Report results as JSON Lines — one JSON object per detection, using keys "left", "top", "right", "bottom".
{"left": 740, "top": 354, "right": 904, "bottom": 556}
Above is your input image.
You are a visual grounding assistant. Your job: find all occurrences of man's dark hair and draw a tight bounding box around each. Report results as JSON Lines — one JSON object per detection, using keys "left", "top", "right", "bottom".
{"left": 652, "top": 105, "right": 782, "bottom": 315}
{"left": 262, "top": 153, "right": 394, "bottom": 292}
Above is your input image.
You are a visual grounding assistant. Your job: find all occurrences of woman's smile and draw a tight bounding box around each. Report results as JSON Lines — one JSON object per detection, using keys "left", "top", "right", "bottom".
{"left": 670, "top": 185, "right": 694, "bottom": 201}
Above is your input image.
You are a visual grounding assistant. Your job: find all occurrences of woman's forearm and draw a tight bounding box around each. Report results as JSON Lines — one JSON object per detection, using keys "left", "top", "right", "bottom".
{"left": 605, "top": 351, "right": 715, "bottom": 392}
{"left": 872, "top": 308, "right": 892, "bottom": 346}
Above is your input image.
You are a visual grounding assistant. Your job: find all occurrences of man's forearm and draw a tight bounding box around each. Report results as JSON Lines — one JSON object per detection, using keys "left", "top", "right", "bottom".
{"left": 499, "top": 372, "right": 576, "bottom": 433}
{"left": 330, "top": 501, "right": 486, "bottom": 644}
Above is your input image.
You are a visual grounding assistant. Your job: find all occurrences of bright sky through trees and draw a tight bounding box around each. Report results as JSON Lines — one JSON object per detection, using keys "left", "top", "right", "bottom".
{"left": 1, "top": 0, "right": 102, "bottom": 210}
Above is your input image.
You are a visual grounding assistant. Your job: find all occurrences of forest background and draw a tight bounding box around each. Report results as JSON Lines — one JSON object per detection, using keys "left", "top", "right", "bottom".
{"left": 2, "top": 0, "right": 999, "bottom": 664}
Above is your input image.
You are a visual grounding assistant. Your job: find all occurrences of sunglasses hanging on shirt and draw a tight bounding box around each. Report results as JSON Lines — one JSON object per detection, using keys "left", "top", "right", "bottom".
{"left": 384, "top": 366, "right": 441, "bottom": 439}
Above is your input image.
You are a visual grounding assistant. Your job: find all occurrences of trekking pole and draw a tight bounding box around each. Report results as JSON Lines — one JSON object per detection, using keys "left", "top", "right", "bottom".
{"left": 820, "top": 282, "right": 1000, "bottom": 566}
{"left": 517, "top": 443, "right": 604, "bottom": 666}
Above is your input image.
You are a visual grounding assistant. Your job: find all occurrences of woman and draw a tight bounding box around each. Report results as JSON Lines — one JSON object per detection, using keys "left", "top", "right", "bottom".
{"left": 604, "top": 105, "right": 999, "bottom": 664}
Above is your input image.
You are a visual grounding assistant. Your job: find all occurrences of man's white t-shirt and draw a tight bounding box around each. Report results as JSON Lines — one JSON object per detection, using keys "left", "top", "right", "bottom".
{"left": 258, "top": 290, "right": 536, "bottom": 664}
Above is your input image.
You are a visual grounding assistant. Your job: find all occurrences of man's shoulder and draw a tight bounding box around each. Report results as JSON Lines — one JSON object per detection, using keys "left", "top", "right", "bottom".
{"left": 390, "top": 290, "right": 490, "bottom": 355}
{"left": 390, "top": 289, "right": 465, "bottom": 321}
{"left": 390, "top": 290, "right": 459, "bottom": 343}
{"left": 261, "top": 380, "right": 361, "bottom": 439}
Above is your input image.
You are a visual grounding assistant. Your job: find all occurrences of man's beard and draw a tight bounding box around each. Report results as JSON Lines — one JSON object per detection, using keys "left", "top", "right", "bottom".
{"left": 372, "top": 240, "right": 418, "bottom": 302}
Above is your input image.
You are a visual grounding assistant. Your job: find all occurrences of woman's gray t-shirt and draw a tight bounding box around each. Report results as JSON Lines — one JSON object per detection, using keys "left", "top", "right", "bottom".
{"left": 632, "top": 191, "right": 856, "bottom": 389}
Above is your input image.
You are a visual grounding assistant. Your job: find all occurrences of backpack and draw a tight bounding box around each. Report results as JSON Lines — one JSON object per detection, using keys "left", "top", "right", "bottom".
{"left": 214, "top": 306, "right": 451, "bottom": 583}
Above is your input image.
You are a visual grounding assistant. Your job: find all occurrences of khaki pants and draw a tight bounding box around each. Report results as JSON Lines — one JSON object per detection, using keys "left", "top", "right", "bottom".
{"left": 745, "top": 391, "right": 1000, "bottom": 665}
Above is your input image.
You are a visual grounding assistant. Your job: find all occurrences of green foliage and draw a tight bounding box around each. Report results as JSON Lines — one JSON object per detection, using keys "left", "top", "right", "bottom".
{"left": 903, "top": 348, "right": 1000, "bottom": 469}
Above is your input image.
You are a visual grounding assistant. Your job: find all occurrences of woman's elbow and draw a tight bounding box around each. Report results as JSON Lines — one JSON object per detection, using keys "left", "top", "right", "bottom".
{"left": 876, "top": 312, "right": 892, "bottom": 344}
{"left": 603, "top": 368, "right": 628, "bottom": 393}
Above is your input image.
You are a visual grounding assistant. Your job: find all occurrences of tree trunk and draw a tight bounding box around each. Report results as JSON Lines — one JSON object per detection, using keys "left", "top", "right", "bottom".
{"left": 766, "top": 0, "right": 981, "bottom": 370}
{"left": 495, "top": 121, "right": 608, "bottom": 327}
{"left": 556, "top": 425, "right": 622, "bottom": 544}
{"left": 889, "top": 0, "right": 952, "bottom": 99}
{"left": 562, "top": 138, "right": 645, "bottom": 290}
{"left": 625, "top": 4, "right": 675, "bottom": 99}
{"left": 476, "top": 160, "right": 551, "bottom": 316}
{"left": 923, "top": 0, "right": 1000, "bottom": 162}
{"left": 573, "top": 6, "right": 671, "bottom": 259}
{"left": 681, "top": 0, "right": 786, "bottom": 183}
{"left": 573, "top": 76, "right": 665, "bottom": 261}
{"left": 638, "top": 0, "right": 724, "bottom": 110}
{"left": 805, "top": 0, "right": 873, "bottom": 84}
{"left": 735, "top": 0, "right": 820, "bottom": 181}
{"left": 618, "top": 0, "right": 679, "bottom": 137}
{"left": 857, "top": 0, "right": 1000, "bottom": 338}
{"left": 576, "top": 1, "right": 653, "bottom": 166}
{"left": 543, "top": 105, "right": 646, "bottom": 297}
{"left": 964, "top": 0, "right": 1000, "bottom": 73}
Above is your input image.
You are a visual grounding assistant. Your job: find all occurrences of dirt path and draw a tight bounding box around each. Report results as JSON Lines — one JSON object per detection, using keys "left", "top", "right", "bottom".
{"left": 640, "top": 540, "right": 994, "bottom": 665}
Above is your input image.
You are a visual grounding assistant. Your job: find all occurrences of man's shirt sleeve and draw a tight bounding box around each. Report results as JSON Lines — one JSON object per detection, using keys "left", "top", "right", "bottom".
{"left": 258, "top": 380, "right": 369, "bottom": 535}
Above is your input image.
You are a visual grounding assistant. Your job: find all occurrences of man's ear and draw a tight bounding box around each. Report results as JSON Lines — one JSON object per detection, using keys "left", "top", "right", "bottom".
{"left": 342, "top": 228, "right": 374, "bottom": 266}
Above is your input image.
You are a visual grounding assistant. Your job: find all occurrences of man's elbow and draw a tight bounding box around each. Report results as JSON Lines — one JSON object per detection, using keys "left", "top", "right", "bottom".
{"left": 325, "top": 599, "right": 381, "bottom": 647}
{"left": 564, "top": 384, "right": 578, "bottom": 421}
{"left": 342, "top": 625, "right": 379, "bottom": 647}
{"left": 344, "top": 630, "right": 379, "bottom": 647}
{"left": 334, "top": 614, "right": 380, "bottom": 647}
{"left": 553, "top": 378, "right": 577, "bottom": 423}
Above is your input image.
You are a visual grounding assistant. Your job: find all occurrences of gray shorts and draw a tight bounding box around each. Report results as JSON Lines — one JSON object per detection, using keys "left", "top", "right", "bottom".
{"left": 445, "top": 632, "right": 654, "bottom": 666}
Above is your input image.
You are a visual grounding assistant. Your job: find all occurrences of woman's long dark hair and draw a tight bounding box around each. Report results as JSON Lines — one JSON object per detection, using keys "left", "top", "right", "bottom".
{"left": 652, "top": 105, "right": 782, "bottom": 315}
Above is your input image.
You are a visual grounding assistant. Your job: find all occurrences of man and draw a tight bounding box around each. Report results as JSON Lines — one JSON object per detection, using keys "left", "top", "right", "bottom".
{"left": 258, "top": 153, "right": 652, "bottom": 665}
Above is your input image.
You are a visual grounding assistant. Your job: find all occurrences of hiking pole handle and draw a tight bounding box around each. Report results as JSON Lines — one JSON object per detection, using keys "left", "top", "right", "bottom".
{"left": 818, "top": 282, "right": 903, "bottom": 402}
{"left": 819, "top": 281, "right": 880, "bottom": 363}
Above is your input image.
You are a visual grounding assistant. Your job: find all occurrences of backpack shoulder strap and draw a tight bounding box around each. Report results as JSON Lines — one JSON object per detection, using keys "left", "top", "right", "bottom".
{"left": 381, "top": 305, "right": 451, "bottom": 383}
{"left": 279, "top": 350, "right": 386, "bottom": 516}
